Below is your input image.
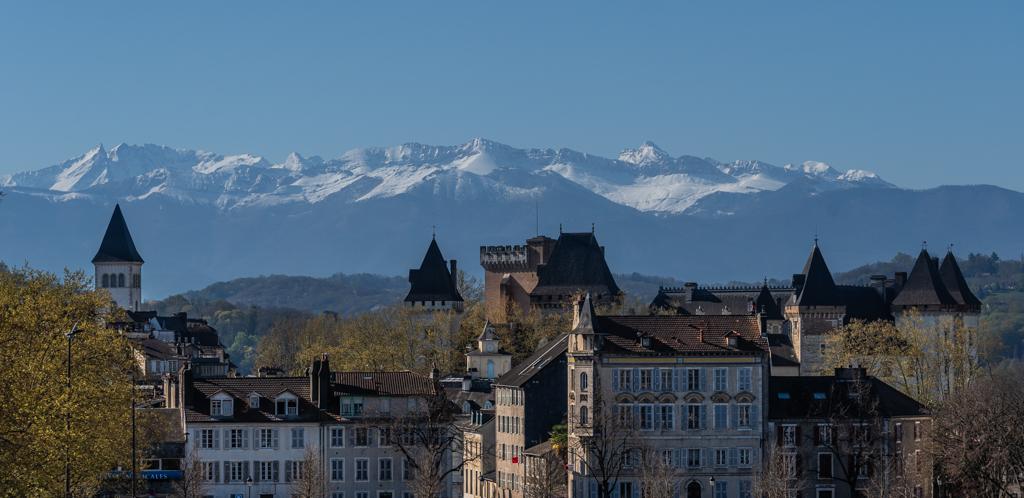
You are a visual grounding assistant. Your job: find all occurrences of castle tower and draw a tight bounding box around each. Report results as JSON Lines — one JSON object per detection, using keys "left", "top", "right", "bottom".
{"left": 404, "top": 236, "right": 464, "bottom": 312}
{"left": 92, "top": 204, "right": 144, "bottom": 311}
{"left": 784, "top": 241, "right": 846, "bottom": 375}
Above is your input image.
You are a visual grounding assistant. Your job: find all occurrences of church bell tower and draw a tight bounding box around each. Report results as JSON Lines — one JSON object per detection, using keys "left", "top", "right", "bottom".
{"left": 92, "top": 204, "right": 144, "bottom": 311}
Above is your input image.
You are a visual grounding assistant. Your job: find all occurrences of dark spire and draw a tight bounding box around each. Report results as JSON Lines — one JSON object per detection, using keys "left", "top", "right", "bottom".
{"left": 756, "top": 281, "right": 782, "bottom": 319}
{"left": 892, "top": 249, "right": 957, "bottom": 307}
{"left": 91, "top": 204, "right": 144, "bottom": 264}
{"left": 939, "top": 251, "right": 981, "bottom": 308}
{"left": 794, "top": 241, "right": 838, "bottom": 306}
{"left": 404, "top": 237, "right": 463, "bottom": 303}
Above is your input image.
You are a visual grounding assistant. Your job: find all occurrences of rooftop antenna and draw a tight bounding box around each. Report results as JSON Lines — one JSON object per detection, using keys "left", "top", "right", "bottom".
{"left": 559, "top": 223, "right": 563, "bottom": 234}
{"left": 591, "top": 222, "right": 595, "bottom": 234}
{"left": 535, "top": 200, "right": 539, "bottom": 237}
{"left": 813, "top": 228, "right": 819, "bottom": 246}
{"left": 432, "top": 225, "right": 436, "bottom": 240}
{"left": 947, "top": 243, "right": 954, "bottom": 254}
{"left": 922, "top": 240, "right": 927, "bottom": 251}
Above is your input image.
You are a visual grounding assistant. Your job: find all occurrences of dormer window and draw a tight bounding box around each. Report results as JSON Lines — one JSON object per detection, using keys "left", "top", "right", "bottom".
{"left": 249, "top": 393, "right": 260, "bottom": 409}
{"left": 275, "top": 392, "right": 299, "bottom": 417}
{"left": 210, "top": 393, "right": 234, "bottom": 417}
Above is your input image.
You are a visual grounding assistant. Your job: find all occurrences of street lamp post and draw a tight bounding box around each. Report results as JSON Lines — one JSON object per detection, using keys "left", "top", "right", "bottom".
{"left": 709, "top": 476, "right": 716, "bottom": 496}
{"left": 64, "top": 323, "right": 80, "bottom": 498}
{"left": 246, "top": 476, "right": 253, "bottom": 498}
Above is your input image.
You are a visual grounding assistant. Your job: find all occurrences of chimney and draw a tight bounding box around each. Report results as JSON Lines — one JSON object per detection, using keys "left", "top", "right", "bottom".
{"left": 895, "top": 272, "right": 908, "bottom": 287}
{"left": 683, "top": 282, "right": 698, "bottom": 302}
{"left": 869, "top": 275, "right": 887, "bottom": 299}
{"left": 180, "top": 364, "right": 194, "bottom": 409}
{"left": 317, "top": 353, "right": 331, "bottom": 408}
{"left": 430, "top": 365, "right": 440, "bottom": 380}
{"left": 450, "top": 259, "right": 458, "bottom": 292}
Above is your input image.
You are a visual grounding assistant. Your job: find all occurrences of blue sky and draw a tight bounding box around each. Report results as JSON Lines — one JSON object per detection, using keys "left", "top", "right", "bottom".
{"left": 1, "top": 1, "right": 1021, "bottom": 189}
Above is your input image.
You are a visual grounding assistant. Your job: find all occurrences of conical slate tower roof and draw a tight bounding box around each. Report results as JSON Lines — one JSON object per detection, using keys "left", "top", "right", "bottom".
{"left": 795, "top": 242, "right": 838, "bottom": 306}
{"left": 756, "top": 281, "right": 783, "bottom": 319}
{"left": 892, "top": 249, "right": 957, "bottom": 307}
{"left": 91, "top": 204, "right": 144, "bottom": 263}
{"left": 939, "top": 252, "right": 981, "bottom": 307}
{"left": 404, "top": 237, "right": 463, "bottom": 303}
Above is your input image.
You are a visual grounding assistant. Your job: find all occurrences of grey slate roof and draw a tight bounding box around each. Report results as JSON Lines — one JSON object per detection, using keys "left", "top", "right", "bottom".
{"left": 185, "top": 376, "right": 324, "bottom": 423}
{"left": 405, "top": 238, "right": 463, "bottom": 303}
{"left": 331, "top": 371, "right": 438, "bottom": 397}
{"left": 92, "top": 204, "right": 144, "bottom": 263}
{"left": 939, "top": 252, "right": 982, "bottom": 308}
{"left": 531, "top": 232, "right": 621, "bottom": 297}
{"left": 794, "top": 242, "right": 839, "bottom": 306}
{"left": 495, "top": 334, "right": 569, "bottom": 388}
{"left": 892, "top": 249, "right": 957, "bottom": 307}
{"left": 768, "top": 372, "right": 928, "bottom": 419}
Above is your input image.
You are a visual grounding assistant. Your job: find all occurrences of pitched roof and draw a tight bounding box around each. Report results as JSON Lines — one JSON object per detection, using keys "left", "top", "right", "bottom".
{"left": 332, "top": 371, "right": 437, "bottom": 397}
{"left": 532, "top": 232, "right": 621, "bottom": 297}
{"left": 405, "top": 238, "right": 463, "bottom": 303}
{"left": 92, "top": 204, "right": 144, "bottom": 263}
{"left": 794, "top": 242, "right": 838, "bottom": 306}
{"left": 756, "top": 282, "right": 783, "bottom": 319}
{"left": 768, "top": 372, "right": 928, "bottom": 420}
{"left": 594, "top": 315, "right": 769, "bottom": 356}
{"left": 939, "top": 252, "right": 981, "bottom": 308}
{"left": 495, "top": 334, "right": 568, "bottom": 387}
{"left": 478, "top": 321, "right": 497, "bottom": 342}
{"left": 892, "top": 249, "right": 957, "bottom": 307}
{"left": 185, "top": 376, "right": 324, "bottom": 423}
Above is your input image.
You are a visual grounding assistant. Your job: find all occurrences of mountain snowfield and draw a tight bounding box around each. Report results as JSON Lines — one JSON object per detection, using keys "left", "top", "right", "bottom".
{"left": 1, "top": 139, "right": 891, "bottom": 214}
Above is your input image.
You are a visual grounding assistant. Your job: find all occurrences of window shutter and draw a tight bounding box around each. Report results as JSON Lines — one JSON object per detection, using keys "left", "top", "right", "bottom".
{"left": 795, "top": 454, "right": 803, "bottom": 475}
{"left": 728, "top": 448, "right": 738, "bottom": 467}
{"left": 612, "top": 369, "right": 620, "bottom": 392}
{"left": 653, "top": 369, "right": 661, "bottom": 391}
{"left": 272, "top": 461, "right": 280, "bottom": 482}
{"left": 223, "top": 461, "right": 229, "bottom": 483}
{"left": 672, "top": 369, "right": 680, "bottom": 392}
{"left": 701, "top": 368, "right": 709, "bottom": 392}
{"left": 776, "top": 425, "right": 783, "bottom": 446}
{"left": 751, "top": 405, "right": 759, "bottom": 428}
{"left": 245, "top": 461, "right": 251, "bottom": 480}
{"left": 253, "top": 461, "right": 260, "bottom": 482}
{"left": 731, "top": 404, "right": 739, "bottom": 428}
{"left": 213, "top": 429, "right": 220, "bottom": 449}
{"left": 368, "top": 429, "right": 375, "bottom": 446}
{"left": 673, "top": 449, "right": 681, "bottom": 468}
{"left": 699, "top": 405, "right": 707, "bottom": 430}
{"left": 699, "top": 449, "right": 706, "bottom": 468}
{"left": 795, "top": 425, "right": 802, "bottom": 445}
{"left": 285, "top": 460, "right": 292, "bottom": 482}
{"left": 632, "top": 368, "right": 640, "bottom": 392}
{"left": 831, "top": 425, "right": 838, "bottom": 445}
{"left": 223, "top": 430, "right": 230, "bottom": 449}
{"left": 814, "top": 426, "right": 821, "bottom": 446}
{"left": 273, "top": 429, "right": 280, "bottom": 449}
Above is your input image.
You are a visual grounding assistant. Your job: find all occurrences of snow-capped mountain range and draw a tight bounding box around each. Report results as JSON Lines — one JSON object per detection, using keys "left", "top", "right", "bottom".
{"left": 2, "top": 139, "right": 891, "bottom": 214}
{"left": 3, "top": 138, "right": 1020, "bottom": 301}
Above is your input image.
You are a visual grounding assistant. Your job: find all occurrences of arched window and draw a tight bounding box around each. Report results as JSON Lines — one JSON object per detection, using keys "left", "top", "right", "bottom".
{"left": 132, "top": 274, "right": 141, "bottom": 288}
{"left": 580, "top": 406, "right": 589, "bottom": 426}
{"left": 580, "top": 372, "right": 589, "bottom": 391}
{"left": 101, "top": 274, "right": 109, "bottom": 288}
{"left": 486, "top": 360, "right": 495, "bottom": 379}
{"left": 118, "top": 274, "right": 125, "bottom": 288}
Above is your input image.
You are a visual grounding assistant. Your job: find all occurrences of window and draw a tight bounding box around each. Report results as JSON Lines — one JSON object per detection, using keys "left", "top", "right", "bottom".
{"left": 199, "top": 429, "right": 216, "bottom": 449}
{"left": 738, "top": 448, "right": 752, "bottom": 467}
{"left": 817, "top": 490, "right": 834, "bottom": 498}
{"left": 714, "top": 448, "right": 728, "bottom": 466}
{"left": 714, "top": 368, "right": 727, "bottom": 391}
{"left": 687, "top": 368, "right": 701, "bottom": 391}
{"left": 290, "top": 428, "right": 304, "bottom": 449}
{"left": 738, "top": 367, "right": 752, "bottom": 391}
{"left": 658, "top": 404, "right": 673, "bottom": 430}
{"left": 714, "top": 481, "right": 727, "bottom": 498}
{"left": 276, "top": 395, "right": 298, "bottom": 416}
{"left": 354, "top": 427, "right": 369, "bottom": 447}
{"left": 739, "top": 404, "right": 752, "bottom": 428}
{"left": 687, "top": 404, "right": 702, "bottom": 430}
{"left": 580, "top": 372, "right": 588, "bottom": 391}
{"left": 202, "top": 461, "right": 219, "bottom": 482}
{"left": 379, "top": 458, "right": 393, "bottom": 481}
{"left": 330, "top": 426, "right": 345, "bottom": 448}
{"left": 355, "top": 458, "right": 369, "bottom": 481}
{"left": 379, "top": 427, "right": 392, "bottom": 447}
{"left": 332, "top": 494, "right": 345, "bottom": 498}
{"left": 249, "top": 394, "right": 260, "bottom": 408}
{"left": 285, "top": 460, "right": 305, "bottom": 482}
{"left": 739, "top": 480, "right": 752, "bottom": 498}
{"left": 894, "top": 422, "right": 903, "bottom": 444}
{"left": 619, "top": 482, "right": 633, "bottom": 497}
{"left": 913, "top": 421, "right": 921, "bottom": 441}
{"left": 817, "top": 424, "right": 832, "bottom": 446}
{"left": 258, "top": 428, "right": 277, "bottom": 449}
{"left": 402, "top": 458, "right": 413, "bottom": 481}
{"left": 331, "top": 458, "right": 345, "bottom": 481}
{"left": 579, "top": 406, "right": 588, "bottom": 426}
{"left": 101, "top": 274, "right": 109, "bottom": 288}
{"left": 378, "top": 493, "right": 393, "bottom": 498}
{"left": 687, "top": 448, "right": 701, "bottom": 468}
{"left": 639, "top": 369, "right": 653, "bottom": 390}
{"left": 616, "top": 369, "right": 632, "bottom": 391}
{"left": 341, "top": 396, "right": 365, "bottom": 416}
{"left": 211, "top": 397, "right": 233, "bottom": 417}
{"left": 118, "top": 273, "right": 125, "bottom": 287}
{"left": 714, "top": 404, "right": 728, "bottom": 430}
{"left": 659, "top": 369, "right": 673, "bottom": 391}
{"left": 639, "top": 404, "right": 654, "bottom": 430}
{"left": 783, "top": 453, "right": 797, "bottom": 477}
{"left": 228, "top": 428, "right": 248, "bottom": 449}
{"left": 782, "top": 425, "right": 797, "bottom": 446}
{"left": 257, "top": 461, "right": 278, "bottom": 482}
{"left": 227, "top": 461, "right": 245, "bottom": 482}
{"left": 356, "top": 493, "right": 369, "bottom": 498}
{"left": 818, "top": 453, "right": 833, "bottom": 478}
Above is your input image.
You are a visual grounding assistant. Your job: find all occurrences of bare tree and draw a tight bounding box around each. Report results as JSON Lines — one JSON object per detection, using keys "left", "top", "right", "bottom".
{"left": 568, "top": 388, "right": 636, "bottom": 498}
{"left": 523, "top": 442, "right": 567, "bottom": 498}
{"left": 932, "top": 362, "right": 1024, "bottom": 497}
{"left": 169, "top": 452, "right": 207, "bottom": 498}
{"left": 290, "top": 446, "right": 325, "bottom": 498}
{"left": 753, "top": 447, "right": 807, "bottom": 498}
{"left": 637, "top": 445, "right": 677, "bottom": 498}
{"left": 373, "top": 390, "right": 477, "bottom": 497}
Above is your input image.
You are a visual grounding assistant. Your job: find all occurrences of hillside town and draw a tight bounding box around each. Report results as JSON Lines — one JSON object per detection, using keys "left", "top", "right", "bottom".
{"left": 16, "top": 203, "right": 1003, "bottom": 498}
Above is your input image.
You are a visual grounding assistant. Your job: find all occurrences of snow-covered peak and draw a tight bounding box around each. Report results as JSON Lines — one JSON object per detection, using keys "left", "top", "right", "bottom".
{"left": 192, "top": 154, "right": 266, "bottom": 174}
{"left": 619, "top": 141, "right": 672, "bottom": 166}
{"left": 785, "top": 160, "right": 840, "bottom": 178}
